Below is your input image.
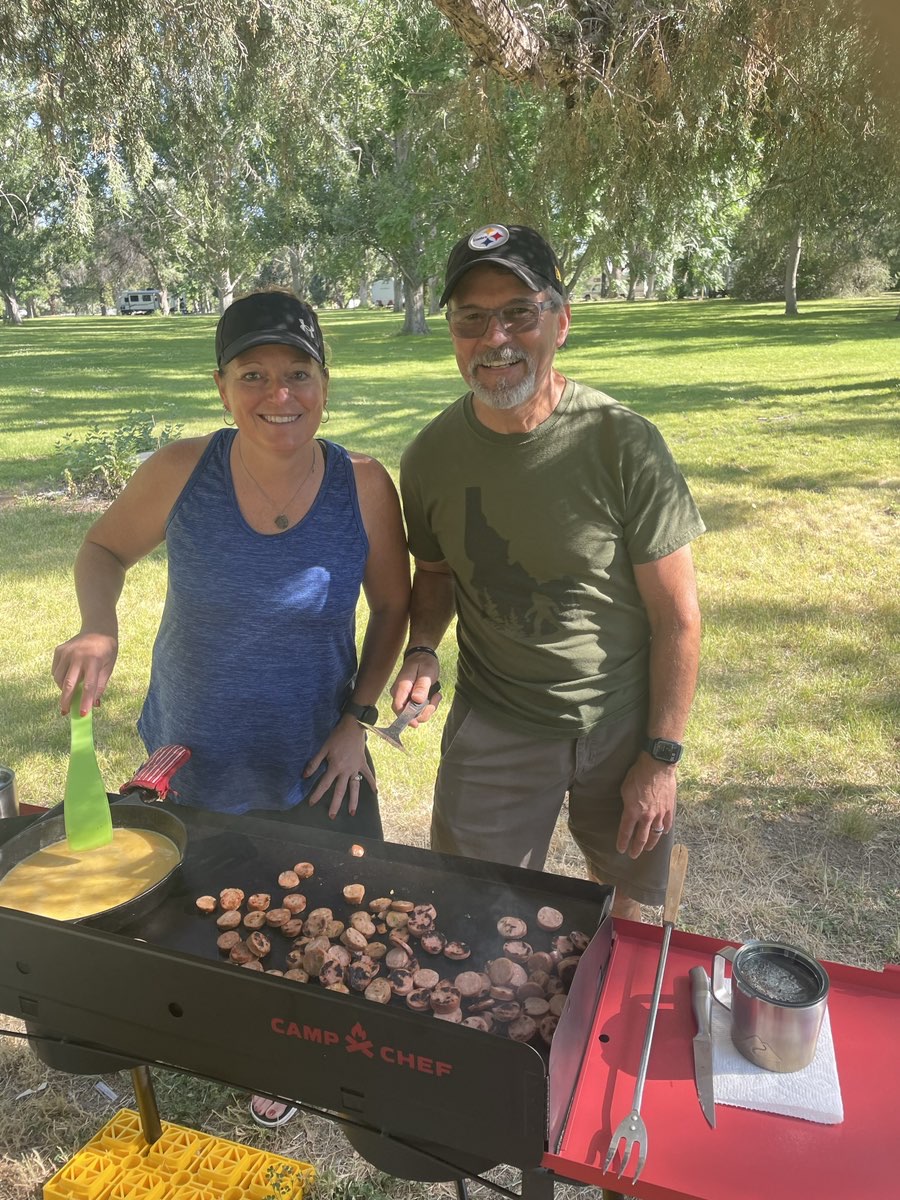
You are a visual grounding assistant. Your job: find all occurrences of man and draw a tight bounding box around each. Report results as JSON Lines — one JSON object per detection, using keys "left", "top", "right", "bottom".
{"left": 392, "top": 223, "right": 704, "bottom": 919}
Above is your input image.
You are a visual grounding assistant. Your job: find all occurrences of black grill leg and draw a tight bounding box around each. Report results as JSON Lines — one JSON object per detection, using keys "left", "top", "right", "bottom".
{"left": 520, "top": 1167, "right": 555, "bottom": 1198}
{"left": 455, "top": 1180, "right": 469, "bottom": 1200}
{"left": 131, "top": 1065, "right": 162, "bottom": 1145}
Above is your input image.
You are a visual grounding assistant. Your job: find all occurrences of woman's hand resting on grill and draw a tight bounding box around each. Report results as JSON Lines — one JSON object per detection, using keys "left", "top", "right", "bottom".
{"left": 304, "top": 715, "right": 376, "bottom": 818}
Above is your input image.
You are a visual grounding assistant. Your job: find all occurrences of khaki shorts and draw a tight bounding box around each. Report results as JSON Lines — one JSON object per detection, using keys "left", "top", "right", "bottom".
{"left": 431, "top": 696, "right": 672, "bottom": 905}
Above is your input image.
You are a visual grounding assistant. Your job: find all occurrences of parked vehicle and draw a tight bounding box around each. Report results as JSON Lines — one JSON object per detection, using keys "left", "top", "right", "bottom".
{"left": 118, "top": 290, "right": 162, "bottom": 315}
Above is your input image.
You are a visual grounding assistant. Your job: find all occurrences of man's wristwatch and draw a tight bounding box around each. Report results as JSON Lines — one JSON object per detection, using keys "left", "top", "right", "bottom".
{"left": 644, "top": 737, "right": 684, "bottom": 765}
{"left": 344, "top": 701, "right": 378, "bottom": 726}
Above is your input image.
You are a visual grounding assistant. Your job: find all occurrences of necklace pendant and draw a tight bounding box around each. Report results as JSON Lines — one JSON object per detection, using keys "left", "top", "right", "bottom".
{"left": 274, "top": 514, "right": 289, "bottom": 530}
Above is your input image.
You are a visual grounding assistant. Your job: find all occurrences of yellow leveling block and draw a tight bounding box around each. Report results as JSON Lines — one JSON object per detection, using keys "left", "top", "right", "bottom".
{"left": 43, "top": 1107, "right": 314, "bottom": 1200}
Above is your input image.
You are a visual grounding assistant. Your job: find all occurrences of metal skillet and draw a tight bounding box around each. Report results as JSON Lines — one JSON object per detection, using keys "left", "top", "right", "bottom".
{"left": 0, "top": 798, "right": 187, "bottom": 1071}
{"left": 0, "top": 799, "right": 188, "bottom": 932}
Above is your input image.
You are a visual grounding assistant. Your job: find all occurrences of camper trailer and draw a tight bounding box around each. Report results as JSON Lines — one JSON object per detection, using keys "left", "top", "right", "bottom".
{"left": 118, "top": 290, "right": 163, "bottom": 315}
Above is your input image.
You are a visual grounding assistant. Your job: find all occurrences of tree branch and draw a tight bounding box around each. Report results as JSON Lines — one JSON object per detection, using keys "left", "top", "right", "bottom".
{"left": 431, "top": 0, "right": 549, "bottom": 86}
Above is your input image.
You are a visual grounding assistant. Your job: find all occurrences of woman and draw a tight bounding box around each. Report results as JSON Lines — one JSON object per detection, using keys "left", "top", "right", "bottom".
{"left": 53, "top": 290, "right": 410, "bottom": 1125}
{"left": 54, "top": 289, "right": 409, "bottom": 828}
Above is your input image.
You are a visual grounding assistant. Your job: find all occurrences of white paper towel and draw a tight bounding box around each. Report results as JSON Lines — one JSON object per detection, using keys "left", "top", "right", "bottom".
{"left": 710, "top": 981, "right": 843, "bottom": 1124}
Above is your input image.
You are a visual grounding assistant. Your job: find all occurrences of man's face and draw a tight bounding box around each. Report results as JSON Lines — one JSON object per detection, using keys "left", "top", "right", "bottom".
{"left": 447, "top": 264, "right": 570, "bottom": 410}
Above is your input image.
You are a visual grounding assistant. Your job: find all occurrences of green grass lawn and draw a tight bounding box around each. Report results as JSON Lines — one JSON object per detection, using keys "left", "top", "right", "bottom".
{"left": 1, "top": 297, "right": 899, "bottom": 1200}
{"left": 1, "top": 297, "right": 898, "bottom": 964}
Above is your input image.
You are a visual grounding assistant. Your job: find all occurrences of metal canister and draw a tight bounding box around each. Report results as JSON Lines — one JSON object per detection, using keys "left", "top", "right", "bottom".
{"left": 712, "top": 941, "right": 830, "bottom": 1073}
{"left": 0, "top": 767, "right": 18, "bottom": 819}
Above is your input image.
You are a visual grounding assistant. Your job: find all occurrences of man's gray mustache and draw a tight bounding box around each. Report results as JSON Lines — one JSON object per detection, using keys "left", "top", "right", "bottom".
{"left": 471, "top": 349, "right": 526, "bottom": 368}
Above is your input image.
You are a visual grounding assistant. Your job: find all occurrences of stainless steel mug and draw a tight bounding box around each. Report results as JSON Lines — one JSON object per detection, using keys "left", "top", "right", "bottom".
{"left": 0, "top": 766, "right": 18, "bottom": 818}
{"left": 712, "top": 941, "right": 829, "bottom": 1073}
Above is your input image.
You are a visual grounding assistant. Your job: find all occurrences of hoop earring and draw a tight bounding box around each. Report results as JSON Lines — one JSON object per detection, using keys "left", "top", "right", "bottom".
{"left": 223, "top": 409, "right": 235, "bottom": 426}
{"left": 320, "top": 407, "right": 329, "bottom": 425}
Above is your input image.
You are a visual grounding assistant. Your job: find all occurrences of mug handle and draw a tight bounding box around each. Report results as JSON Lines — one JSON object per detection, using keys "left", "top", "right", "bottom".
{"left": 712, "top": 945, "right": 738, "bottom": 1009}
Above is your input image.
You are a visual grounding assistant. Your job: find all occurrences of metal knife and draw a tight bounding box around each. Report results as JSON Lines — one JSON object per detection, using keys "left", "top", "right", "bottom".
{"left": 690, "top": 965, "right": 717, "bottom": 1128}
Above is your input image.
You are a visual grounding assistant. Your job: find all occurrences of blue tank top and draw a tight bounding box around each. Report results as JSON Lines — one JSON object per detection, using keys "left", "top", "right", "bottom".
{"left": 138, "top": 429, "right": 369, "bottom": 814}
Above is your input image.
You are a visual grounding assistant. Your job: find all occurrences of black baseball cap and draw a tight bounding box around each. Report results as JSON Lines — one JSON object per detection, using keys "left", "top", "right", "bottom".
{"left": 215, "top": 292, "right": 326, "bottom": 370}
{"left": 440, "top": 223, "right": 565, "bottom": 306}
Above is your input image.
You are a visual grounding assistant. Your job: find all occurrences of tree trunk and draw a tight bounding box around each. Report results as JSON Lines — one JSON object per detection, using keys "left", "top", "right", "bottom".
{"left": 402, "top": 280, "right": 428, "bottom": 334}
{"left": 784, "top": 227, "right": 802, "bottom": 316}
{"left": 358, "top": 278, "right": 370, "bottom": 307}
{"left": 600, "top": 271, "right": 609, "bottom": 298}
{"left": 217, "top": 271, "right": 237, "bottom": 314}
{"left": 428, "top": 278, "right": 441, "bottom": 315}
{"left": 610, "top": 264, "right": 624, "bottom": 297}
{"left": 626, "top": 274, "right": 637, "bottom": 302}
{"left": 3, "top": 292, "right": 23, "bottom": 324}
{"left": 644, "top": 272, "right": 656, "bottom": 299}
{"left": 289, "top": 246, "right": 305, "bottom": 296}
{"left": 27, "top": 298, "right": 37, "bottom": 319}
{"left": 158, "top": 286, "right": 170, "bottom": 315}
{"left": 393, "top": 278, "right": 403, "bottom": 310}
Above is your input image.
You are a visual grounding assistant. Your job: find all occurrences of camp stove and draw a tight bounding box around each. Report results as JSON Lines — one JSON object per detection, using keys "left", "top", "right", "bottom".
{"left": 2, "top": 801, "right": 898, "bottom": 1200}
{"left": 0, "top": 801, "right": 613, "bottom": 1198}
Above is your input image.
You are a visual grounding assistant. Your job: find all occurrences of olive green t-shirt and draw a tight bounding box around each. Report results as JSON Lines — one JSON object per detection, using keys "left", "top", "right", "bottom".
{"left": 400, "top": 379, "right": 705, "bottom": 738}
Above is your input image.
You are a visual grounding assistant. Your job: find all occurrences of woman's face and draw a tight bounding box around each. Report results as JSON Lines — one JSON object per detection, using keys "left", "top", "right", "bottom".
{"left": 215, "top": 343, "right": 328, "bottom": 454}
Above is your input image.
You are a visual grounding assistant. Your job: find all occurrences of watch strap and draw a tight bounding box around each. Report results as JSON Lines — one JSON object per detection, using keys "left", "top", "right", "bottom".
{"left": 344, "top": 701, "right": 378, "bottom": 726}
{"left": 644, "top": 736, "right": 684, "bottom": 764}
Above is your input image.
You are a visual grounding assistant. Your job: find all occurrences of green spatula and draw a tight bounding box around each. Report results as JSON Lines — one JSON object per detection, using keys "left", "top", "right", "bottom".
{"left": 64, "top": 683, "right": 114, "bottom": 852}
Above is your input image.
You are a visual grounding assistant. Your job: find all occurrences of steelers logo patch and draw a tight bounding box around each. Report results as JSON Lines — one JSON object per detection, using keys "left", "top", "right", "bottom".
{"left": 468, "top": 224, "right": 509, "bottom": 252}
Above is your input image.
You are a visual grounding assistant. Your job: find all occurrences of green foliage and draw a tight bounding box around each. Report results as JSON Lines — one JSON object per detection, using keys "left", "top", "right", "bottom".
{"left": 262, "top": 1161, "right": 310, "bottom": 1199}
{"left": 57, "top": 413, "right": 183, "bottom": 499}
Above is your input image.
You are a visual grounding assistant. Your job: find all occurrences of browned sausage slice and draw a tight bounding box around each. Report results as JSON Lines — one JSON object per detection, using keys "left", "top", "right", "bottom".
{"left": 365, "top": 978, "right": 392, "bottom": 1003}
{"left": 536, "top": 906, "right": 564, "bottom": 931}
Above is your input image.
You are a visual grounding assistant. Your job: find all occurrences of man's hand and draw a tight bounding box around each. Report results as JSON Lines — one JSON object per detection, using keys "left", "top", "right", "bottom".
{"left": 390, "top": 650, "right": 442, "bottom": 727}
{"left": 616, "top": 755, "right": 677, "bottom": 858}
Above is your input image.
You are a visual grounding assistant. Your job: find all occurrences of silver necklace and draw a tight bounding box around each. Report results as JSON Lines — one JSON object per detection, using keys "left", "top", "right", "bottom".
{"left": 237, "top": 438, "right": 317, "bottom": 530}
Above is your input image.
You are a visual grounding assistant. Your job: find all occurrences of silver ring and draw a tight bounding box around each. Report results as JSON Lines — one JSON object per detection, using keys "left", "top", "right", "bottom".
{"left": 651, "top": 826, "right": 665, "bottom": 835}
{"left": 352, "top": 773, "right": 364, "bottom": 783}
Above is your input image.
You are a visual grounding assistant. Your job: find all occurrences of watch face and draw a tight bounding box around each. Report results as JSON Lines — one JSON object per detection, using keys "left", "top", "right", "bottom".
{"left": 648, "top": 738, "right": 683, "bottom": 764}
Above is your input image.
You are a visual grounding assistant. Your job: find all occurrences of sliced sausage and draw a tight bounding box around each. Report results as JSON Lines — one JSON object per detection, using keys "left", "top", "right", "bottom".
{"left": 219, "top": 888, "right": 244, "bottom": 911}
{"left": 365, "top": 978, "right": 392, "bottom": 1003}
{"left": 496, "top": 916, "right": 527, "bottom": 939}
{"left": 443, "top": 941, "right": 471, "bottom": 961}
{"left": 418, "top": 931, "right": 446, "bottom": 955}
{"left": 264, "top": 908, "right": 291, "bottom": 928}
{"left": 245, "top": 931, "right": 271, "bottom": 959}
{"left": 503, "top": 940, "right": 532, "bottom": 963}
{"left": 508, "top": 1015, "right": 537, "bottom": 1042}
{"left": 536, "top": 906, "right": 564, "bottom": 931}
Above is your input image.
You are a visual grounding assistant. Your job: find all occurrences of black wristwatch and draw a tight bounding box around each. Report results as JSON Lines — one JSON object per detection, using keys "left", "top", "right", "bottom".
{"left": 644, "top": 737, "right": 684, "bottom": 765}
{"left": 344, "top": 701, "right": 378, "bottom": 726}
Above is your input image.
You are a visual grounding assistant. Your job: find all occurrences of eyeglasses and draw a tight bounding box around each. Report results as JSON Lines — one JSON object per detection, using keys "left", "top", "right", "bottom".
{"left": 445, "top": 299, "right": 554, "bottom": 339}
